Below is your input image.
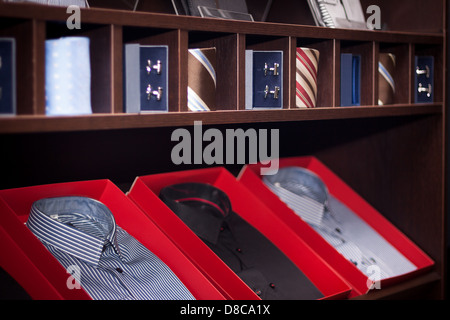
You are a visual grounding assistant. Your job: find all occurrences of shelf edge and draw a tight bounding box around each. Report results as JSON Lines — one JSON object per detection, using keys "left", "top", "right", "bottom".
{"left": 0, "top": 104, "right": 442, "bottom": 134}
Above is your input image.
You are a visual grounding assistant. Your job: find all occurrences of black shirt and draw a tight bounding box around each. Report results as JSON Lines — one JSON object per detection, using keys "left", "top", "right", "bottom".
{"left": 159, "top": 182, "right": 324, "bottom": 300}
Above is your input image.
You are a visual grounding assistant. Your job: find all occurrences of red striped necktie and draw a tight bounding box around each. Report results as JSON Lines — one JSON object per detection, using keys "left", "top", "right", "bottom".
{"left": 296, "top": 47, "right": 320, "bottom": 108}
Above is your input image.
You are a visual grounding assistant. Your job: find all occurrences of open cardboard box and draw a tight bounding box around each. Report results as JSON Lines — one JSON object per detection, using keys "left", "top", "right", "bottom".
{"left": 0, "top": 179, "right": 224, "bottom": 300}
{"left": 237, "top": 156, "right": 435, "bottom": 297}
{"left": 128, "top": 166, "right": 352, "bottom": 300}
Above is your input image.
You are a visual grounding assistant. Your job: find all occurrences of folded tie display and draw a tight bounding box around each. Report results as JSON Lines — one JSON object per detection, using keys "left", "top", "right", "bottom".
{"left": 378, "top": 53, "right": 396, "bottom": 105}
{"left": 263, "top": 167, "right": 417, "bottom": 279}
{"left": 296, "top": 47, "right": 320, "bottom": 108}
{"left": 45, "top": 37, "right": 92, "bottom": 115}
{"left": 187, "top": 47, "right": 216, "bottom": 111}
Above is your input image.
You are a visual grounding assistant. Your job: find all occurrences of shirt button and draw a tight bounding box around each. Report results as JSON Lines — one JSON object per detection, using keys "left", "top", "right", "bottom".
{"left": 255, "top": 290, "right": 262, "bottom": 296}
{"left": 116, "top": 267, "right": 123, "bottom": 273}
{"left": 236, "top": 248, "right": 242, "bottom": 253}
{"left": 270, "top": 283, "right": 276, "bottom": 289}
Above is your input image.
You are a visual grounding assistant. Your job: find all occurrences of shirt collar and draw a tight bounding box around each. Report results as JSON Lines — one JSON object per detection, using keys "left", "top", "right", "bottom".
{"left": 159, "top": 183, "right": 232, "bottom": 244}
{"left": 263, "top": 166, "right": 330, "bottom": 226}
{"left": 26, "top": 196, "right": 120, "bottom": 267}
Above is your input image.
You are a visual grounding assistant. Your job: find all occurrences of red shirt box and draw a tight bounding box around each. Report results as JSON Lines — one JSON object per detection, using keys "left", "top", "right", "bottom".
{"left": 237, "top": 156, "right": 435, "bottom": 297}
{"left": 128, "top": 167, "right": 352, "bottom": 300}
{"left": 0, "top": 179, "right": 224, "bottom": 300}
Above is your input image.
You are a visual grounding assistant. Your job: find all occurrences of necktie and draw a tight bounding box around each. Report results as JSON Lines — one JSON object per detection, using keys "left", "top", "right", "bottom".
{"left": 295, "top": 47, "right": 320, "bottom": 108}
{"left": 188, "top": 47, "right": 216, "bottom": 111}
{"left": 378, "top": 53, "right": 396, "bottom": 105}
{"left": 45, "top": 37, "right": 92, "bottom": 115}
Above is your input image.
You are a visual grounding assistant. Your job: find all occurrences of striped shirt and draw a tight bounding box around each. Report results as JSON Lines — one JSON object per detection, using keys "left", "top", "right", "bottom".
{"left": 26, "top": 196, "right": 195, "bottom": 300}
{"left": 263, "top": 167, "right": 417, "bottom": 280}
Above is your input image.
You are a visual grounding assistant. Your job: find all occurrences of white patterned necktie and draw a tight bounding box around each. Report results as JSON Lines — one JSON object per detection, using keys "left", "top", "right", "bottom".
{"left": 45, "top": 37, "right": 92, "bottom": 116}
{"left": 296, "top": 47, "right": 320, "bottom": 108}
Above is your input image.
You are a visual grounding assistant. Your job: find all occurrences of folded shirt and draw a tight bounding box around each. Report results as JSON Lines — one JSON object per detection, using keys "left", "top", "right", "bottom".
{"left": 263, "top": 166, "right": 417, "bottom": 279}
{"left": 159, "top": 182, "right": 324, "bottom": 300}
{"left": 26, "top": 196, "right": 195, "bottom": 300}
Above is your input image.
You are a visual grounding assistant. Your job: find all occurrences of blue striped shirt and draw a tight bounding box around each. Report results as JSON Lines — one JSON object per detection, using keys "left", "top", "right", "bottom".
{"left": 26, "top": 196, "right": 195, "bottom": 300}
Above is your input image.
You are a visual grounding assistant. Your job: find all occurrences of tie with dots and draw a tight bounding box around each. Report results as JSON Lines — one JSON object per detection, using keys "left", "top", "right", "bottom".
{"left": 378, "top": 53, "right": 396, "bottom": 105}
{"left": 45, "top": 37, "right": 92, "bottom": 115}
{"left": 187, "top": 47, "right": 216, "bottom": 112}
{"left": 296, "top": 47, "right": 320, "bottom": 108}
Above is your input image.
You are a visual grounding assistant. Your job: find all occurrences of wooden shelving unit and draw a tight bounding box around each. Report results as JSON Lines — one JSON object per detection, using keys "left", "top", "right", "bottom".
{"left": 0, "top": 0, "right": 446, "bottom": 299}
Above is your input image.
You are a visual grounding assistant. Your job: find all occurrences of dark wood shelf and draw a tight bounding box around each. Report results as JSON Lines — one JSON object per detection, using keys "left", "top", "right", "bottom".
{"left": 351, "top": 272, "right": 441, "bottom": 300}
{"left": 0, "top": 103, "right": 443, "bottom": 133}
